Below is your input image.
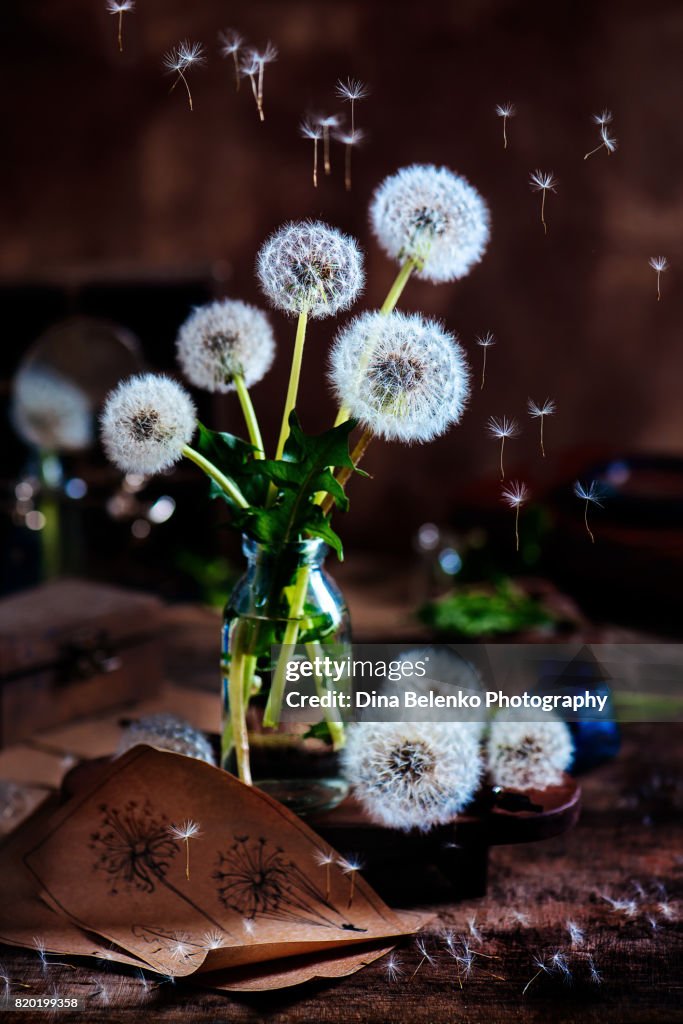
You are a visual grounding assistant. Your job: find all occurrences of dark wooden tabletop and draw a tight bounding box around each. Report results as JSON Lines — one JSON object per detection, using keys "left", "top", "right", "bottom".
{"left": 1, "top": 592, "right": 682, "bottom": 1023}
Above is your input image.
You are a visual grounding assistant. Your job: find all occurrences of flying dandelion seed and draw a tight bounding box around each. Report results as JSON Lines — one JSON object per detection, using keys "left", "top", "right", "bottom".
{"left": 529, "top": 171, "right": 557, "bottom": 235}
{"left": 495, "top": 102, "right": 516, "bottom": 149}
{"left": 412, "top": 935, "right": 437, "bottom": 976}
{"left": 523, "top": 953, "right": 550, "bottom": 995}
{"left": 585, "top": 111, "right": 618, "bottom": 159}
{"left": 476, "top": 332, "right": 495, "bottom": 390}
{"left": 167, "top": 820, "right": 202, "bottom": 880}
{"left": 106, "top": 1, "right": 135, "bottom": 54}
{"left": 566, "top": 920, "right": 584, "bottom": 947}
{"left": 501, "top": 481, "right": 529, "bottom": 552}
{"left": 338, "top": 855, "right": 363, "bottom": 908}
{"left": 384, "top": 952, "right": 403, "bottom": 982}
{"left": 587, "top": 954, "right": 602, "bottom": 984}
{"left": 317, "top": 114, "right": 341, "bottom": 175}
{"left": 163, "top": 41, "right": 205, "bottom": 112}
{"left": 549, "top": 949, "right": 572, "bottom": 982}
{"left": 574, "top": 480, "right": 605, "bottom": 544}
{"left": 335, "top": 127, "right": 365, "bottom": 192}
{"left": 527, "top": 397, "right": 556, "bottom": 457}
{"left": 335, "top": 77, "right": 368, "bottom": 133}
{"left": 487, "top": 415, "right": 519, "bottom": 480}
{"left": 240, "top": 44, "right": 277, "bottom": 122}
{"left": 649, "top": 256, "right": 668, "bottom": 301}
{"left": 313, "top": 848, "right": 335, "bottom": 902}
{"left": 300, "top": 118, "right": 323, "bottom": 187}
{"left": 218, "top": 29, "right": 243, "bottom": 91}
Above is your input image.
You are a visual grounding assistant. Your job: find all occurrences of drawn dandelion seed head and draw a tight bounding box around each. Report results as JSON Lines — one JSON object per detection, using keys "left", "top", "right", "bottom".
{"left": 501, "top": 481, "right": 529, "bottom": 509}
{"left": 487, "top": 415, "right": 519, "bottom": 439}
{"left": 574, "top": 480, "right": 606, "bottom": 506}
{"left": 593, "top": 109, "right": 613, "bottom": 126}
{"left": 370, "top": 164, "right": 490, "bottom": 283}
{"left": 336, "top": 78, "right": 369, "bottom": 102}
{"left": 649, "top": 256, "right": 668, "bottom": 273}
{"left": 176, "top": 299, "right": 275, "bottom": 393}
{"left": 300, "top": 118, "right": 323, "bottom": 140}
{"left": 12, "top": 366, "right": 93, "bottom": 452}
{"left": 218, "top": 29, "right": 243, "bottom": 56}
{"left": 329, "top": 310, "right": 471, "bottom": 444}
{"left": 495, "top": 102, "right": 516, "bottom": 118}
{"left": 89, "top": 799, "right": 179, "bottom": 894}
{"left": 100, "top": 374, "right": 195, "bottom": 475}
{"left": 476, "top": 331, "right": 496, "bottom": 348}
{"left": 528, "top": 397, "right": 556, "bottom": 418}
{"left": 342, "top": 721, "right": 482, "bottom": 830}
{"left": 529, "top": 170, "right": 557, "bottom": 192}
{"left": 257, "top": 220, "right": 364, "bottom": 318}
{"left": 487, "top": 714, "right": 574, "bottom": 790}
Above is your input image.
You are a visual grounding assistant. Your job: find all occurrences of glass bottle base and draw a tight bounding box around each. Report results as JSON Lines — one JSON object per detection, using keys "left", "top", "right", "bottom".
{"left": 254, "top": 777, "right": 349, "bottom": 816}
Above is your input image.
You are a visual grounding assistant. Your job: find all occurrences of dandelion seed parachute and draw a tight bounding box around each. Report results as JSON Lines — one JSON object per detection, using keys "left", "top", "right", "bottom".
{"left": 101, "top": 374, "right": 196, "bottom": 475}
{"left": 370, "top": 164, "right": 491, "bottom": 283}
{"left": 329, "top": 310, "right": 470, "bottom": 443}
{"left": 487, "top": 713, "right": 574, "bottom": 790}
{"left": 342, "top": 721, "right": 482, "bottom": 831}
{"left": 257, "top": 220, "right": 364, "bottom": 318}
{"left": 176, "top": 299, "right": 275, "bottom": 393}
{"left": 12, "top": 366, "right": 93, "bottom": 452}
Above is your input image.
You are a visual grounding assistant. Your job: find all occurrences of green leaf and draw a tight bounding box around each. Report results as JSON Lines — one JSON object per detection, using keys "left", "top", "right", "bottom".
{"left": 196, "top": 423, "right": 266, "bottom": 508}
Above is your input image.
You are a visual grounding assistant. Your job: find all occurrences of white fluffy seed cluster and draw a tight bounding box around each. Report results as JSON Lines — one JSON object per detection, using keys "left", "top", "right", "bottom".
{"left": 100, "top": 373, "right": 196, "bottom": 475}
{"left": 12, "top": 366, "right": 93, "bottom": 452}
{"left": 342, "top": 722, "right": 482, "bottom": 831}
{"left": 329, "top": 310, "right": 470, "bottom": 443}
{"left": 257, "top": 220, "right": 364, "bottom": 318}
{"left": 398, "top": 647, "right": 485, "bottom": 735}
{"left": 370, "top": 164, "right": 490, "bottom": 283}
{"left": 176, "top": 299, "right": 275, "bottom": 393}
{"left": 487, "top": 715, "right": 574, "bottom": 790}
{"left": 116, "top": 713, "right": 216, "bottom": 765}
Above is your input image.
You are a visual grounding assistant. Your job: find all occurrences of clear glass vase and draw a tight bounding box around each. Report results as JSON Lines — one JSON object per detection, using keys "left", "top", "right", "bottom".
{"left": 221, "top": 536, "right": 351, "bottom": 815}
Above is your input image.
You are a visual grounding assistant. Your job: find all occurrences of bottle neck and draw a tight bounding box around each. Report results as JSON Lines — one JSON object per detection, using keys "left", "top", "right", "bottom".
{"left": 241, "top": 536, "right": 327, "bottom": 572}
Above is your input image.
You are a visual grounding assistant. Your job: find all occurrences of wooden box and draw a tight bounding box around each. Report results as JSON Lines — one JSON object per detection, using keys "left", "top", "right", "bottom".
{"left": 0, "top": 579, "right": 165, "bottom": 747}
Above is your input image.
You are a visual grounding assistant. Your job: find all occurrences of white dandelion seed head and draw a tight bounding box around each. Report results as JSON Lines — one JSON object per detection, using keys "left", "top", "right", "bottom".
{"left": 335, "top": 128, "right": 366, "bottom": 147}
{"left": 257, "top": 221, "right": 364, "bottom": 318}
{"left": 649, "top": 256, "right": 668, "bottom": 272}
{"left": 101, "top": 374, "right": 195, "bottom": 475}
{"left": 370, "top": 164, "right": 491, "bottom": 283}
{"left": 299, "top": 118, "right": 322, "bottom": 140}
{"left": 253, "top": 42, "right": 277, "bottom": 66}
{"left": 529, "top": 170, "right": 557, "bottom": 192}
{"left": 329, "top": 310, "right": 470, "bottom": 444}
{"left": 496, "top": 102, "right": 516, "bottom": 118}
{"left": 574, "top": 480, "right": 606, "bottom": 506}
{"left": 107, "top": 0, "right": 135, "bottom": 12}
{"left": 501, "top": 481, "right": 529, "bottom": 509}
{"left": 342, "top": 721, "right": 482, "bottom": 831}
{"left": 338, "top": 855, "right": 363, "bottom": 874}
{"left": 487, "top": 415, "right": 519, "bottom": 439}
{"left": 218, "top": 29, "right": 243, "bottom": 57}
{"left": 168, "top": 819, "right": 202, "bottom": 841}
{"left": 176, "top": 299, "right": 275, "bottom": 393}
{"left": 239, "top": 52, "right": 260, "bottom": 77}
{"left": 528, "top": 397, "right": 556, "bottom": 418}
{"left": 593, "top": 109, "right": 613, "bottom": 126}
{"left": 476, "top": 331, "right": 496, "bottom": 348}
{"left": 178, "top": 40, "right": 205, "bottom": 67}
{"left": 487, "top": 714, "right": 574, "bottom": 790}
{"left": 600, "top": 126, "right": 618, "bottom": 152}
{"left": 116, "top": 712, "right": 215, "bottom": 764}
{"left": 336, "top": 77, "right": 369, "bottom": 103}
{"left": 12, "top": 366, "right": 93, "bottom": 452}
{"left": 313, "top": 848, "right": 335, "bottom": 867}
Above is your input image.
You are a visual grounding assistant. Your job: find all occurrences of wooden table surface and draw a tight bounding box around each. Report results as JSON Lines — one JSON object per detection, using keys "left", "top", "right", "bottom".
{"left": 1, "top": 599, "right": 682, "bottom": 1023}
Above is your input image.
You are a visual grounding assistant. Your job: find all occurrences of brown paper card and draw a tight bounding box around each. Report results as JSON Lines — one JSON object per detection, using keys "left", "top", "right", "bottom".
{"left": 24, "top": 747, "right": 414, "bottom": 977}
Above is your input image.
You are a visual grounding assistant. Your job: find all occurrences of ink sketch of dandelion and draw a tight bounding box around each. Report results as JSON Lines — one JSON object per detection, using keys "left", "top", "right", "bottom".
{"left": 212, "top": 836, "right": 366, "bottom": 931}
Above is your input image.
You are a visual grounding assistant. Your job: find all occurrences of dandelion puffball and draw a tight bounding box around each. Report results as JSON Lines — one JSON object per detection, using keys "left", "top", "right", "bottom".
{"left": 257, "top": 221, "right": 364, "bottom": 319}
{"left": 116, "top": 713, "right": 216, "bottom": 764}
{"left": 329, "top": 310, "right": 470, "bottom": 443}
{"left": 487, "top": 715, "right": 574, "bottom": 790}
{"left": 342, "top": 721, "right": 482, "bottom": 831}
{"left": 12, "top": 366, "right": 93, "bottom": 453}
{"left": 176, "top": 299, "right": 275, "bottom": 393}
{"left": 101, "top": 373, "right": 196, "bottom": 475}
{"left": 369, "top": 164, "right": 490, "bottom": 283}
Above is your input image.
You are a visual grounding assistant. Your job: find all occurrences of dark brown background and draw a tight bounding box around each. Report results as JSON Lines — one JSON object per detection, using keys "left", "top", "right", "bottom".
{"left": 3, "top": 0, "right": 683, "bottom": 553}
